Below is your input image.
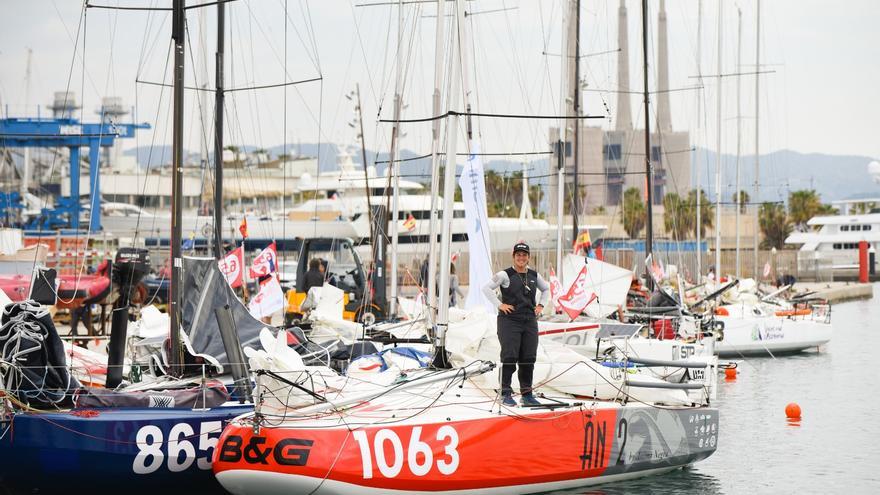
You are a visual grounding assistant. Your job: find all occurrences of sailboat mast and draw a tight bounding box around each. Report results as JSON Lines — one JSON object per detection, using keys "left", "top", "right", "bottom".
{"left": 753, "top": 0, "right": 761, "bottom": 278}
{"left": 435, "top": 0, "right": 464, "bottom": 367}
{"left": 714, "top": 0, "right": 723, "bottom": 280}
{"left": 22, "top": 48, "right": 32, "bottom": 198}
{"left": 213, "top": 0, "right": 225, "bottom": 259}
{"left": 734, "top": 7, "right": 742, "bottom": 278}
{"left": 355, "top": 84, "right": 374, "bottom": 243}
{"left": 695, "top": 0, "right": 703, "bottom": 280}
{"left": 426, "top": 0, "right": 446, "bottom": 324}
{"left": 170, "top": 0, "right": 186, "bottom": 375}
{"left": 641, "top": 0, "right": 654, "bottom": 290}
{"left": 571, "top": 0, "right": 581, "bottom": 243}
{"left": 388, "top": 0, "right": 404, "bottom": 318}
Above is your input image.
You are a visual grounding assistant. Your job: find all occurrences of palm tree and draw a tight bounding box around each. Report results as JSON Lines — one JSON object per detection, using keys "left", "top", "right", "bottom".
{"left": 662, "top": 192, "right": 692, "bottom": 240}
{"left": 622, "top": 187, "right": 646, "bottom": 239}
{"left": 817, "top": 203, "right": 839, "bottom": 216}
{"left": 687, "top": 189, "right": 714, "bottom": 238}
{"left": 788, "top": 189, "right": 822, "bottom": 230}
{"left": 759, "top": 202, "right": 792, "bottom": 249}
{"left": 732, "top": 190, "right": 750, "bottom": 214}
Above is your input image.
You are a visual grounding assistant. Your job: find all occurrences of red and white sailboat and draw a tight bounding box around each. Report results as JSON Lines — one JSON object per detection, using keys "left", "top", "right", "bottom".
{"left": 213, "top": 361, "right": 718, "bottom": 495}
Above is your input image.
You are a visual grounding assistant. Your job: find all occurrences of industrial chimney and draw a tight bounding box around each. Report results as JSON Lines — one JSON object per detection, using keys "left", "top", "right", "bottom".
{"left": 656, "top": 0, "right": 673, "bottom": 133}
{"left": 616, "top": 0, "right": 633, "bottom": 131}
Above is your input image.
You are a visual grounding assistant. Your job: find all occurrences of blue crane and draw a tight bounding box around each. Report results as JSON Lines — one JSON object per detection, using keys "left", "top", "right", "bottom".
{"left": 0, "top": 115, "right": 150, "bottom": 232}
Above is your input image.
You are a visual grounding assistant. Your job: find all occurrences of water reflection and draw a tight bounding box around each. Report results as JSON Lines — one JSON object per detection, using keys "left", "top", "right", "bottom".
{"left": 541, "top": 468, "right": 723, "bottom": 494}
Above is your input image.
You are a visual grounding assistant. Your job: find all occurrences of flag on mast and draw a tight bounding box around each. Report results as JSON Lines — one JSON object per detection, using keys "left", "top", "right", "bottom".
{"left": 458, "top": 141, "right": 495, "bottom": 313}
{"left": 549, "top": 267, "right": 563, "bottom": 313}
{"left": 250, "top": 242, "right": 278, "bottom": 278}
{"left": 239, "top": 217, "right": 249, "bottom": 239}
{"left": 218, "top": 246, "right": 244, "bottom": 288}
{"left": 402, "top": 213, "right": 416, "bottom": 232}
{"left": 557, "top": 266, "right": 598, "bottom": 321}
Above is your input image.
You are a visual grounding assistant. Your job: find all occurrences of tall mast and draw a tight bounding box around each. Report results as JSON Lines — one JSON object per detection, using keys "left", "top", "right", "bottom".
{"left": 753, "top": 0, "right": 761, "bottom": 278}
{"left": 695, "top": 0, "right": 703, "bottom": 280}
{"left": 714, "top": 0, "right": 724, "bottom": 280}
{"left": 22, "top": 48, "right": 33, "bottom": 198}
{"left": 555, "top": 137, "right": 564, "bottom": 280}
{"left": 388, "top": 0, "right": 404, "bottom": 318}
{"left": 426, "top": 0, "right": 446, "bottom": 323}
{"left": 734, "top": 7, "right": 742, "bottom": 278}
{"left": 435, "top": 0, "right": 464, "bottom": 367}
{"left": 571, "top": 0, "right": 581, "bottom": 243}
{"left": 355, "top": 84, "right": 374, "bottom": 243}
{"left": 170, "top": 0, "right": 186, "bottom": 375}
{"left": 641, "top": 0, "right": 654, "bottom": 290}
{"left": 212, "top": 0, "right": 225, "bottom": 259}
{"left": 198, "top": 9, "right": 210, "bottom": 171}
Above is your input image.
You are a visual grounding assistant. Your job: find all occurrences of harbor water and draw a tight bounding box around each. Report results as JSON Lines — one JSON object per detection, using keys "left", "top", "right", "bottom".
{"left": 551, "top": 284, "right": 880, "bottom": 494}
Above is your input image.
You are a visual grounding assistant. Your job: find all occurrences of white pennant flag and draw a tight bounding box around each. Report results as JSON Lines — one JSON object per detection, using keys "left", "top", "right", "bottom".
{"left": 549, "top": 267, "right": 563, "bottom": 313}
{"left": 458, "top": 141, "right": 495, "bottom": 313}
{"left": 248, "top": 276, "right": 285, "bottom": 319}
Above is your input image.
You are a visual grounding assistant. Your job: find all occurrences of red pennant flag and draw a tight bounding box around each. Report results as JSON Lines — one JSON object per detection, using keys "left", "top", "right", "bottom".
{"left": 218, "top": 246, "right": 244, "bottom": 288}
{"left": 557, "top": 266, "right": 598, "bottom": 321}
{"left": 239, "top": 217, "right": 249, "bottom": 239}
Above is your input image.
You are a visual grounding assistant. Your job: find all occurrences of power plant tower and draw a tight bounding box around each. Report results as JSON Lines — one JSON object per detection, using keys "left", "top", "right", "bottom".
{"left": 656, "top": 0, "right": 673, "bottom": 133}
{"left": 97, "top": 96, "right": 129, "bottom": 169}
{"left": 48, "top": 91, "right": 80, "bottom": 119}
{"left": 615, "top": 0, "right": 633, "bottom": 131}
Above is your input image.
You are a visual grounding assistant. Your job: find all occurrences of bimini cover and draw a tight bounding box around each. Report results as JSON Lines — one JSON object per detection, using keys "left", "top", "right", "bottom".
{"left": 180, "top": 256, "right": 266, "bottom": 367}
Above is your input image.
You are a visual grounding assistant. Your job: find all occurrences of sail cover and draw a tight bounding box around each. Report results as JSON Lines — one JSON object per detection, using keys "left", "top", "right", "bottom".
{"left": 180, "top": 256, "right": 266, "bottom": 367}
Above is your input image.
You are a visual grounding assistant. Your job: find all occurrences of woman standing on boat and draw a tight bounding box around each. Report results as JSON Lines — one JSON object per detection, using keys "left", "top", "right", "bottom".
{"left": 482, "top": 242, "right": 550, "bottom": 407}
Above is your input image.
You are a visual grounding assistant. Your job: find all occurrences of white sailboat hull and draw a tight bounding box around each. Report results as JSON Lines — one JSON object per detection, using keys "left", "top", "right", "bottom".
{"left": 715, "top": 313, "right": 832, "bottom": 357}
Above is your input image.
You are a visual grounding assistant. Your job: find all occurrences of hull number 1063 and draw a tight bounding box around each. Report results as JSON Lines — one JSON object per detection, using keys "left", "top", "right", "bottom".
{"left": 352, "top": 426, "right": 460, "bottom": 479}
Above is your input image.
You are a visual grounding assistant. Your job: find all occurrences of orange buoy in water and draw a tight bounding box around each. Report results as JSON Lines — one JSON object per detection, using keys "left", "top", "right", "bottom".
{"left": 785, "top": 403, "right": 802, "bottom": 419}
{"left": 724, "top": 368, "right": 737, "bottom": 380}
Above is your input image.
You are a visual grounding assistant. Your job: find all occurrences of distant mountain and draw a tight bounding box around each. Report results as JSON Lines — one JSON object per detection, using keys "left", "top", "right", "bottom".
{"left": 125, "top": 144, "right": 878, "bottom": 205}
{"left": 692, "top": 148, "right": 879, "bottom": 203}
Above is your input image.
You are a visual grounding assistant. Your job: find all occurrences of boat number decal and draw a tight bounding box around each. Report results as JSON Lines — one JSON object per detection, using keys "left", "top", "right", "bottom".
{"left": 132, "top": 421, "right": 222, "bottom": 475}
{"left": 217, "top": 435, "right": 314, "bottom": 466}
{"left": 579, "top": 419, "right": 607, "bottom": 470}
{"left": 689, "top": 368, "right": 705, "bottom": 380}
{"left": 672, "top": 345, "right": 696, "bottom": 360}
{"left": 352, "top": 425, "right": 460, "bottom": 479}
{"left": 615, "top": 418, "right": 627, "bottom": 465}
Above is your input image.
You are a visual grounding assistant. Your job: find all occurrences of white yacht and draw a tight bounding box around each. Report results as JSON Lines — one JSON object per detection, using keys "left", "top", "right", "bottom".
{"left": 290, "top": 152, "right": 573, "bottom": 254}
{"left": 104, "top": 149, "right": 606, "bottom": 253}
{"left": 785, "top": 198, "right": 880, "bottom": 277}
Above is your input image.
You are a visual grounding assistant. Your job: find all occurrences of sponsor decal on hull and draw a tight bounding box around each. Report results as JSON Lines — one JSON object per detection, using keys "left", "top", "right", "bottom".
{"left": 751, "top": 320, "right": 785, "bottom": 341}
{"left": 213, "top": 408, "right": 718, "bottom": 493}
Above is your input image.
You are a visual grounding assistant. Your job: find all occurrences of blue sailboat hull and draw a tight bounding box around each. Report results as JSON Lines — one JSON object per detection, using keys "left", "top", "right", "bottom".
{"left": 0, "top": 405, "right": 251, "bottom": 493}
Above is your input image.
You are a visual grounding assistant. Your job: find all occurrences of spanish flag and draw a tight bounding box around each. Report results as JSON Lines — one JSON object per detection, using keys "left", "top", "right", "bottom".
{"left": 573, "top": 231, "right": 591, "bottom": 253}
{"left": 403, "top": 213, "right": 416, "bottom": 232}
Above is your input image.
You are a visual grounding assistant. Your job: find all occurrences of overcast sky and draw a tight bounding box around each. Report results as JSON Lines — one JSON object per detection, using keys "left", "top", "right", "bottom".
{"left": 1, "top": 0, "right": 878, "bottom": 166}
